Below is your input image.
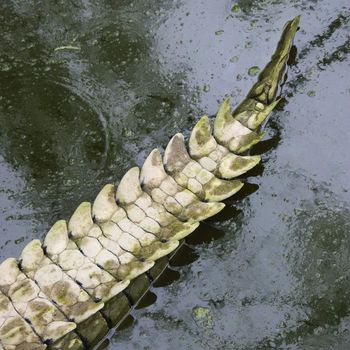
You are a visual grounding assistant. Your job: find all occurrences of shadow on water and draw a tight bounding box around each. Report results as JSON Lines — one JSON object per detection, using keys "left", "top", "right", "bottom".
{"left": 152, "top": 267, "right": 181, "bottom": 288}
{"left": 184, "top": 222, "right": 225, "bottom": 246}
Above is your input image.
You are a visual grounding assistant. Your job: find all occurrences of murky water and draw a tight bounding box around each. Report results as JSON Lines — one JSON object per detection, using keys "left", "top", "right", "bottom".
{"left": 0, "top": 0, "right": 349, "bottom": 349}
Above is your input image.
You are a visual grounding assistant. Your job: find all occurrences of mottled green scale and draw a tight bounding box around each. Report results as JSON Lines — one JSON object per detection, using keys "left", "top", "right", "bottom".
{"left": 164, "top": 133, "right": 244, "bottom": 201}
{"left": 189, "top": 115, "right": 261, "bottom": 179}
{"left": 19, "top": 240, "right": 103, "bottom": 324}
{"left": 0, "top": 290, "right": 46, "bottom": 350}
{"left": 116, "top": 167, "right": 199, "bottom": 241}
{"left": 69, "top": 200, "right": 153, "bottom": 282}
{"left": 0, "top": 258, "right": 79, "bottom": 346}
{"left": 139, "top": 149, "right": 226, "bottom": 221}
{"left": 44, "top": 221, "right": 129, "bottom": 304}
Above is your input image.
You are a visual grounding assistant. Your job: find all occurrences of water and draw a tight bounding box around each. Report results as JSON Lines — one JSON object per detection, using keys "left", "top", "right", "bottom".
{"left": 0, "top": 0, "right": 349, "bottom": 349}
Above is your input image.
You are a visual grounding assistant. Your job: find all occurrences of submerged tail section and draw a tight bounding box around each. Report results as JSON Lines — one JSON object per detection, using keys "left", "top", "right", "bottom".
{"left": 0, "top": 17, "right": 299, "bottom": 350}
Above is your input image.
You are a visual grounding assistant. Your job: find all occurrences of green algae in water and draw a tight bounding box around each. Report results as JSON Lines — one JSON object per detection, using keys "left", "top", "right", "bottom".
{"left": 250, "top": 19, "right": 258, "bottom": 27}
{"left": 192, "top": 306, "right": 214, "bottom": 328}
{"left": 248, "top": 66, "right": 260, "bottom": 76}
{"left": 230, "top": 56, "right": 239, "bottom": 63}
{"left": 231, "top": 4, "right": 240, "bottom": 12}
{"left": 203, "top": 83, "right": 210, "bottom": 92}
{"left": 15, "top": 237, "right": 25, "bottom": 244}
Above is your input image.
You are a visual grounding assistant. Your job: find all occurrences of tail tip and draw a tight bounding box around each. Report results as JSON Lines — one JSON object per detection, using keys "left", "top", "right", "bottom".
{"left": 290, "top": 15, "right": 301, "bottom": 28}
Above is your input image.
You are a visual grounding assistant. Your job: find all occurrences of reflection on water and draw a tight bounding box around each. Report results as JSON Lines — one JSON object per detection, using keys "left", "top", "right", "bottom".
{"left": 0, "top": 0, "right": 350, "bottom": 349}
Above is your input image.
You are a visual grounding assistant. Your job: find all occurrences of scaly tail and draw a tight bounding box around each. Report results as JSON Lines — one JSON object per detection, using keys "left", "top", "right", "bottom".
{"left": 0, "top": 17, "right": 300, "bottom": 350}
{"left": 232, "top": 16, "right": 300, "bottom": 130}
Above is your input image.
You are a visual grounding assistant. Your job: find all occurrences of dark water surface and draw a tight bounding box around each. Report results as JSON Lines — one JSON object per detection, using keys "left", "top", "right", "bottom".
{"left": 0, "top": 0, "right": 350, "bottom": 349}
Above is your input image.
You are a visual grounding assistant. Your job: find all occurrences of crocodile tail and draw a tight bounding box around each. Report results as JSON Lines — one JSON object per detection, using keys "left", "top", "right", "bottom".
{"left": 0, "top": 17, "right": 300, "bottom": 350}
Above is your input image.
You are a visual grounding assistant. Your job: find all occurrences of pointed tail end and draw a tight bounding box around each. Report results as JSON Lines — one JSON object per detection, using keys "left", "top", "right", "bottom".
{"left": 280, "top": 15, "right": 301, "bottom": 50}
